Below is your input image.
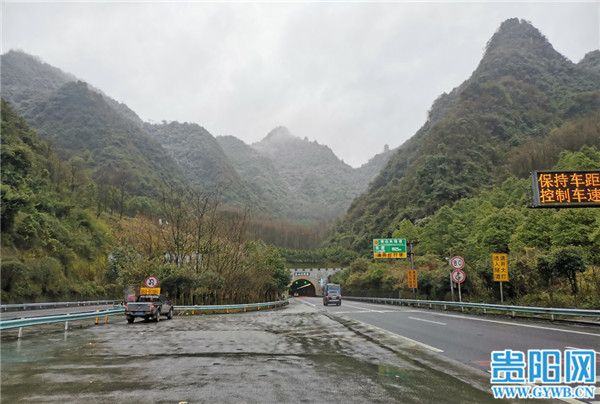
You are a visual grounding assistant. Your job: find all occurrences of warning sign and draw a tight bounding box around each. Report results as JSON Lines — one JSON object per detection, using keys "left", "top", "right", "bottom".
{"left": 407, "top": 270, "right": 418, "bottom": 289}
{"left": 492, "top": 253, "right": 509, "bottom": 282}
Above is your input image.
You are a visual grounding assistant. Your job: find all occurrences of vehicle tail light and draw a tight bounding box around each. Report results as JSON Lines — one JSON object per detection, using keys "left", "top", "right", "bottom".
{"left": 151, "top": 303, "right": 155, "bottom": 311}
{"left": 125, "top": 303, "right": 129, "bottom": 310}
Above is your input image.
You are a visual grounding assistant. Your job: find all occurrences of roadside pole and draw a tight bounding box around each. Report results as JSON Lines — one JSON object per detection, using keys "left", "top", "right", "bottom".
{"left": 492, "top": 253, "right": 508, "bottom": 305}
{"left": 449, "top": 257, "right": 466, "bottom": 305}
{"left": 409, "top": 242, "right": 416, "bottom": 299}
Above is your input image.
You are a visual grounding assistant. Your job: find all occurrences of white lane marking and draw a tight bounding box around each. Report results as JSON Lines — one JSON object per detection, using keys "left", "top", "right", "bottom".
{"left": 342, "top": 303, "right": 388, "bottom": 313}
{"left": 299, "top": 300, "right": 316, "bottom": 307}
{"left": 425, "top": 312, "right": 600, "bottom": 337}
{"left": 360, "top": 323, "right": 444, "bottom": 353}
{"left": 336, "top": 310, "right": 397, "bottom": 315}
{"left": 408, "top": 316, "right": 447, "bottom": 326}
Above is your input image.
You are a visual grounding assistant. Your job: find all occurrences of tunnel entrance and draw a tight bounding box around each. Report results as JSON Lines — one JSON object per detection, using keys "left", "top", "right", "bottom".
{"left": 288, "top": 278, "right": 316, "bottom": 297}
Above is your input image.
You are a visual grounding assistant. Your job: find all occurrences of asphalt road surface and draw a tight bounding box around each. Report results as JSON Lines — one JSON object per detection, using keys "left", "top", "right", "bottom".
{"left": 318, "top": 297, "right": 600, "bottom": 373}
{"left": 1, "top": 297, "right": 596, "bottom": 403}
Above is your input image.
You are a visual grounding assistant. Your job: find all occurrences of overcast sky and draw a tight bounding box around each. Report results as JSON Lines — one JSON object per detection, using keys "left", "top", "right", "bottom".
{"left": 2, "top": 2, "right": 599, "bottom": 167}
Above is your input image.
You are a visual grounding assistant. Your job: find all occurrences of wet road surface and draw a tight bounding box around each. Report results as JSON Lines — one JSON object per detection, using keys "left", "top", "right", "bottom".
{"left": 1, "top": 298, "right": 530, "bottom": 403}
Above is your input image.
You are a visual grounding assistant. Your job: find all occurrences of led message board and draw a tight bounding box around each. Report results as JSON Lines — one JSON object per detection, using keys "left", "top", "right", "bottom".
{"left": 531, "top": 170, "right": 600, "bottom": 208}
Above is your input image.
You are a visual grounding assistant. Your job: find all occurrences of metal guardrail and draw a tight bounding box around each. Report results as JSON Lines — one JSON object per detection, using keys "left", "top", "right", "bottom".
{"left": 344, "top": 296, "right": 600, "bottom": 321}
{"left": 0, "top": 300, "right": 289, "bottom": 331}
{"left": 0, "top": 300, "right": 120, "bottom": 311}
{"left": 176, "top": 300, "right": 288, "bottom": 312}
{"left": 0, "top": 308, "right": 126, "bottom": 330}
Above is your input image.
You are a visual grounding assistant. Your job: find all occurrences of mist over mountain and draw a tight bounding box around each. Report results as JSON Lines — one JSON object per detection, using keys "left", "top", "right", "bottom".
{"left": 2, "top": 18, "right": 599, "bottom": 308}
{"left": 328, "top": 18, "right": 600, "bottom": 253}
{"left": 218, "top": 126, "right": 395, "bottom": 221}
{"left": 3, "top": 18, "right": 597, "bottom": 242}
{"left": 1, "top": 50, "right": 394, "bottom": 223}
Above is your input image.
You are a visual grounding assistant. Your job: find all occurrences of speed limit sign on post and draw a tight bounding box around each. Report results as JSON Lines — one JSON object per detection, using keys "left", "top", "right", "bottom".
{"left": 451, "top": 269, "right": 466, "bottom": 284}
{"left": 449, "top": 256, "right": 465, "bottom": 270}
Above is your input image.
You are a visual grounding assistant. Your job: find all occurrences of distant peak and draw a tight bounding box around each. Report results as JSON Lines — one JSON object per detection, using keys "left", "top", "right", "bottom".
{"left": 264, "top": 126, "right": 294, "bottom": 141}
{"left": 484, "top": 18, "right": 555, "bottom": 57}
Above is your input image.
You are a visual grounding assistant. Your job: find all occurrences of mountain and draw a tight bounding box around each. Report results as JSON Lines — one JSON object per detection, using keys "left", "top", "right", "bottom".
{"left": 1, "top": 50, "right": 143, "bottom": 126}
{"left": 1, "top": 50, "right": 394, "bottom": 225}
{"left": 144, "top": 122, "right": 246, "bottom": 198}
{"left": 216, "top": 135, "right": 290, "bottom": 217}
{"left": 0, "top": 50, "right": 75, "bottom": 111}
{"left": 1, "top": 51, "right": 188, "bottom": 198}
{"left": 217, "top": 126, "right": 395, "bottom": 222}
{"left": 329, "top": 18, "right": 600, "bottom": 253}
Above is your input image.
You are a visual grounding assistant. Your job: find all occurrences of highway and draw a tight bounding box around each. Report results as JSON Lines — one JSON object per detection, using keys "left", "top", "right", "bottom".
{"left": 302, "top": 297, "right": 600, "bottom": 374}
{"left": 1, "top": 297, "right": 598, "bottom": 403}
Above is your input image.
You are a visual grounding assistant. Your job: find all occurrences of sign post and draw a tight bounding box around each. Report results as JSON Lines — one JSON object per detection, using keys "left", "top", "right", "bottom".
{"left": 451, "top": 269, "right": 466, "bottom": 303}
{"left": 449, "top": 270, "right": 455, "bottom": 302}
{"left": 407, "top": 270, "right": 418, "bottom": 298}
{"left": 449, "top": 257, "right": 466, "bottom": 303}
{"left": 141, "top": 276, "right": 160, "bottom": 295}
{"left": 493, "top": 253, "right": 509, "bottom": 304}
{"left": 373, "top": 239, "right": 407, "bottom": 258}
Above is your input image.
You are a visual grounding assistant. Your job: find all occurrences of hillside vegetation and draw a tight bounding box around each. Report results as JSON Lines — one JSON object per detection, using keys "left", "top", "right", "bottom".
{"left": 1, "top": 19, "right": 599, "bottom": 307}
{"left": 1, "top": 50, "right": 393, "bottom": 228}
{"left": 1, "top": 101, "right": 290, "bottom": 303}
{"left": 329, "top": 19, "right": 600, "bottom": 253}
{"left": 327, "top": 19, "right": 600, "bottom": 307}
{"left": 332, "top": 146, "right": 600, "bottom": 308}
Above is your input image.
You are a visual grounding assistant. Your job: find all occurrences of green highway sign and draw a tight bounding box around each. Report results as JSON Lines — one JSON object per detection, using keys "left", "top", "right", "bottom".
{"left": 373, "top": 238, "right": 407, "bottom": 258}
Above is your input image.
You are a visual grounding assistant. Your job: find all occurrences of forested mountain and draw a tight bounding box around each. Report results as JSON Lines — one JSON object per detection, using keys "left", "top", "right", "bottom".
{"left": 218, "top": 127, "right": 396, "bottom": 222}
{"left": 1, "top": 99, "right": 111, "bottom": 300}
{"left": 144, "top": 121, "right": 261, "bottom": 209}
{"left": 216, "top": 135, "right": 291, "bottom": 217}
{"left": 1, "top": 51, "right": 189, "bottom": 200}
{"left": 1, "top": 50, "right": 143, "bottom": 127}
{"left": 1, "top": 100, "right": 291, "bottom": 304}
{"left": 328, "top": 18, "right": 600, "bottom": 253}
{"left": 1, "top": 50, "right": 394, "bottom": 224}
{"left": 2, "top": 18, "right": 599, "bottom": 307}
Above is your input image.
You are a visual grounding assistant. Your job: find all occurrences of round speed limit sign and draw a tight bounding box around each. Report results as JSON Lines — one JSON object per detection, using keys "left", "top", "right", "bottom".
{"left": 145, "top": 276, "right": 159, "bottom": 288}
{"left": 451, "top": 269, "right": 466, "bottom": 284}
{"left": 449, "top": 256, "right": 465, "bottom": 270}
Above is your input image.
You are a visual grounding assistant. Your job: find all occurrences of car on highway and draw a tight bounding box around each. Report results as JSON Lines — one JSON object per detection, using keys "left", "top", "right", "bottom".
{"left": 323, "top": 283, "right": 342, "bottom": 306}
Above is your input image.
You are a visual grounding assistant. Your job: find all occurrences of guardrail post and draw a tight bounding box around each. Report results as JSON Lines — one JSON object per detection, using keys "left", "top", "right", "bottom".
{"left": 65, "top": 321, "right": 69, "bottom": 331}
{"left": 551, "top": 314, "right": 554, "bottom": 321}
{"left": 18, "top": 327, "right": 23, "bottom": 339}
